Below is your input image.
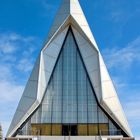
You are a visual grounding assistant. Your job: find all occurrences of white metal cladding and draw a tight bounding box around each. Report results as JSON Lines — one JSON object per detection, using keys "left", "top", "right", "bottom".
{"left": 7, "top": 0, "right": 132, "bottom": 137}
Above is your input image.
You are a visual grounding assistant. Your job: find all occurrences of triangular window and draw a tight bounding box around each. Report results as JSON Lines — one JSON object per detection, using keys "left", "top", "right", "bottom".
{"left": 20, "top": 28, "right": 122, "bottom": 136}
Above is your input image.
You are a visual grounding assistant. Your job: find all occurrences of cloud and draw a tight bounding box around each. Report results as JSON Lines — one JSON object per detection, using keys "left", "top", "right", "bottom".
{"left": 0, "top": 32, "right": 40, "bottom": 72}
{"left": 0, "top": 81, "right": 23, "bottom": 103}
{"left": 103, "top": 36, "right": 140, "bottom": 69}
{"left": 0, "top": 32, "right": 33, "bottom": 54}
{"left": 123, "top": 95, "right": 140, "bottom": 139}
{"left": 0, "top": 63, "right": 24, "bottom": 137}
{"left": 0, "top": 32, "right": 41, "bottom": 137}
{"left": 126, "top": 101, "right": 140, "bottom": 122}
{"left": 17, "top": 58, "right": 34, "bottom": 72}
{"left": 0, "top": 121, "right": 10, "bottom": 138}
{"left": 0, "top": 65, "right": 24, "bottom": 136}
{"left": 105, "top": 0, "right": 140, "bottom": 24}
{"left": 121, "top": 90, "right": 140, "bottom": 126}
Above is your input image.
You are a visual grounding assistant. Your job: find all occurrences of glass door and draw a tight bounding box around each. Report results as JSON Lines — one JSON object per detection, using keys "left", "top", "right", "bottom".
{"left": 62, "top": 124, "right": 77, "bottom": 136}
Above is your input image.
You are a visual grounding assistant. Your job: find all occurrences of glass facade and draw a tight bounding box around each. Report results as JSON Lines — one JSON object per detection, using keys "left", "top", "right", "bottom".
{"left": 20, "top": 29, "right": 121, "bottom": 136}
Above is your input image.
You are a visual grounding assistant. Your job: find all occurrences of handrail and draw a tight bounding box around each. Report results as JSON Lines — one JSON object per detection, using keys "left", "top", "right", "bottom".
{"left": 99, "top": 129, "right": 122, "bottom": 136}
{"left": 107, "top": 138, "right": 135, "bottom": 140}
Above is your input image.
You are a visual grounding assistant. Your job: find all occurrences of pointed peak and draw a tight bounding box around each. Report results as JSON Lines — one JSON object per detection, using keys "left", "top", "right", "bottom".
{"left": 61, "top": 0, "right": 79, "bottom": 5}
{"left": 58, "top": 0, "right": 81, "bottom": 15}
{"left": 46, "top": 0, "right": 83, "bottom": 43}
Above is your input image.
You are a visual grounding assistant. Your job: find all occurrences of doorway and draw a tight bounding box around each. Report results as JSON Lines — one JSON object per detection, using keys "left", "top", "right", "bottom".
{"left": 62, "top": 124, "right": 77, "bottom": 136}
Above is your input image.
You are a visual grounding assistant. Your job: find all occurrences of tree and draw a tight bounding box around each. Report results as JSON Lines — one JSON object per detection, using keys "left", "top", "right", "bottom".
{"left": 0, "top": 123, "right": 2, "bottom": 140}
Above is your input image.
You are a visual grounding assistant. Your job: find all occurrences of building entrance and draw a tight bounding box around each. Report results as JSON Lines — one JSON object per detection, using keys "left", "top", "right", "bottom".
{"left": 62, "top": 124, "right": 77, "bottom": 136}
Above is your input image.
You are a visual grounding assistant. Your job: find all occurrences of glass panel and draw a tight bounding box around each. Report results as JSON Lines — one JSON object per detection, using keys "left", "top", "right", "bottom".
{"left": 88, "top": 124, "right": 98, "bottom": 135}
{"left": 41, "top": 79, "right": 53, "bottom": 123}
{"left": 52, "top": 124, "right": 62, "bottom": 136}
{"left": 52, "top": 53, "right": 62, "bottom": 123}
{"left": 109, "top": 120, "right": 118, "bottom": 135}
{"left": 62, "top": 31, "right": 77, "bottom": 123}
{"left": 77, "top": 52, "right": 87, "bottom": 123}
{"left": 87, "top": 81, "right": 98, "bottom": 123}
{"left": 78, "top": 124, "right": 88, "bottom": 135}
{"left": 31, "top": 107, "right": 41, "bottom": 124}
{"left": 21, "top": 120, "right": 31, "bottom": 135}
{"left": 98, "top": 107, "right": 108, "bottom": 123}
{"left": 99, "top": 124, "right": 109, "bottom": 135}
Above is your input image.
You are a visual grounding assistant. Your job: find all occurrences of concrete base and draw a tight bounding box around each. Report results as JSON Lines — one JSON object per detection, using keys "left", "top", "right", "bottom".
{"left": 6, "top": 136, "right": 134, "bottom": 140}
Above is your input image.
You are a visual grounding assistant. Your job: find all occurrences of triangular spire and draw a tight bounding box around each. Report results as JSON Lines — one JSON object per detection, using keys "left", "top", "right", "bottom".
{"left": 7, "top": 0, "right": 133, "bottom": 138}
{"left": 46, "top": 0, "right": 99, "bottom": 51}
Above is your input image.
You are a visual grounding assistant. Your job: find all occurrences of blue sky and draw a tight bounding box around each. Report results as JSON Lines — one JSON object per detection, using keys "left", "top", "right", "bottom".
{"left": 0, "top": 0, "right": 140, "bottom": 139}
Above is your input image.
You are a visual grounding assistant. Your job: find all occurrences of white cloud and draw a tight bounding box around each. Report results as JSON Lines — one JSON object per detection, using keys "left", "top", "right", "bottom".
{"left": 0, "top": 66, "right": 24, "bottom": 136}
{"left": 103, "top": 36, "right": 140, "bottom": 69}
{"left": 0, "top": 121, "right": 10, "bottom": 139}
{"left": 0, "top": 31, "right": 39, "bottom": 95}
{"left": 123, "top": 97, "right": 140, "bottom": 122}
{"left": 0, "top": 81, "right": 23, "bottom": 103}
{"left": 123, "top": 97, "right": 140, "bottom": 139}
{"left": 0, "top": 33, "right": 22, "bottom": 54}
{"left": 17, "top": 58, "right": 34, "bottom": 72}
{"left": 0, "top": 64, "right": 24, "bottom": 136}
{"left": 0, "top": 64, "right": 12, "bottom": 81}
{"left": 0, "top": 32, "right": 40, "bottom": 72}
{"left": 0, "top": 77, "right": 24, "bottom": 137}
{"left": 0, "top": 32, "right": 40, "bottom": 137}
{"left": 127, "top": 107, "right": 140, "bottom": 124}
{"left": 106, "top": 0, "right": 140, "bottom": 24}
{"left": 0, "top": 42, "right": 17, "bottom": 54}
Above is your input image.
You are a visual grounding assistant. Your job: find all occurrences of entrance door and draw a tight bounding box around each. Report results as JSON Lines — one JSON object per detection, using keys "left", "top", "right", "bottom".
{"left": 70, "top": 125, "right": 77, "bottom": 136}
{"left": 62, "top": 124, "right": 77, "bottom": 136}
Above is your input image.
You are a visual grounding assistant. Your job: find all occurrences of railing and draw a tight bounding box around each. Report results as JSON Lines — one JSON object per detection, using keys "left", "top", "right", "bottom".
{"left": 11, "top": 129, "right": 135, "bottom": 140}
{"left": 17, "top": 129, "right": 123, "bottom": 136}
{"left": 5, "top": 138, "right": 32, "bottom": 140}
{"left": 107, "top": 138, "right": 135, "bottom": 140}
{"left": 16, "top": 129, "right": 41, "bottom": 136}
{"left": 99, "top": 130, "right": 122, "bottom": 136}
